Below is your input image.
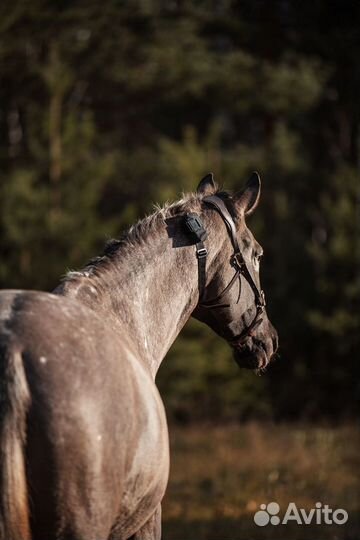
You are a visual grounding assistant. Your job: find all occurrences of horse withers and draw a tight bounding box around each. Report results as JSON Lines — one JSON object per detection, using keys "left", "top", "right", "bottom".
{"left": 0, "top": 172, "right": 278, "bottom": 540}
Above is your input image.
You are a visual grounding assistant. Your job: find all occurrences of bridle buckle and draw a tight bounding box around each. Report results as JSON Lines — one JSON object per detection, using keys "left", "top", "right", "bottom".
{"left": 196, "top": 247, "right": 208, "bottom": 259}
{"left": 258, "top": 290, "right": 266, "bottom": 308}
{"left": 232, "top": 252, "right": 246, "bottom": 270}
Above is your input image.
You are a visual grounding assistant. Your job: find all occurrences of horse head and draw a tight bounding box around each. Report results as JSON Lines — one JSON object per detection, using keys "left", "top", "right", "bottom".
{"left": 192, "top": 172, "right": 278, "bottom": 370}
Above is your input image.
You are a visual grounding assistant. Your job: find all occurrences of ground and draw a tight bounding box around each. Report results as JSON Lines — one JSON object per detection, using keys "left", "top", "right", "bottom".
{"left": 162, "top": 423, "right": 360, "bottom": 540}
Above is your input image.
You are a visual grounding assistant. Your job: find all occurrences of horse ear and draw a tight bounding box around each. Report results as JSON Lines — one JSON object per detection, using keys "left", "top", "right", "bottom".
{"left": 197, "top": 173, "right": 216, "bottom": 196}
{"left": 234, "top": 171, "right": 261, "bottom": 216}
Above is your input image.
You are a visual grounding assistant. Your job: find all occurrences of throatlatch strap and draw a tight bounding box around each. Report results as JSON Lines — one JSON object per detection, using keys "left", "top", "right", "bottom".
{"left": 196, "top": 241, "right": 207, "bottom": 300}
{"left": 200, "top": 269, "right": 241, "bottom": 309}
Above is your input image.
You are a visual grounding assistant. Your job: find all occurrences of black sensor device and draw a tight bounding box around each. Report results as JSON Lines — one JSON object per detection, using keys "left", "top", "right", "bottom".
{"left": 184, "top": 213, "right": 208, "bottom": 242}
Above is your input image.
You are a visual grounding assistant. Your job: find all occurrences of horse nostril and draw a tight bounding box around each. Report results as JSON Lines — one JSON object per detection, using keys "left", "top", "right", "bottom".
{"left": 272, "top": 333, "right": 279, "bottom": 354}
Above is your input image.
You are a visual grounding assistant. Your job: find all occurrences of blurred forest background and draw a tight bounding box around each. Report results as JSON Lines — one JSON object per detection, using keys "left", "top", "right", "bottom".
{"left": 1, "top": 2, "right": 360, "bottom": 538}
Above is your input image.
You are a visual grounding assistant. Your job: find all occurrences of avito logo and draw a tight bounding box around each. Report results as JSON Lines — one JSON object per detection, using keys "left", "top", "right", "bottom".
{"left": 254, "top": 501, "right": 348, "bottom": 527}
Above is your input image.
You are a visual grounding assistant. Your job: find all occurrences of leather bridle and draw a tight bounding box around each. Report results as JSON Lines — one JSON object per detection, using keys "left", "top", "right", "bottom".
{"left": 184, "top": 194, "right": 266, "bottom": 344}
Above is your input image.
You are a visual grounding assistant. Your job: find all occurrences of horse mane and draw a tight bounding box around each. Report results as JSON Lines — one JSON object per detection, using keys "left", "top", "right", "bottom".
{"left": 64, "top": 182, "right": 235, "bottom": 282}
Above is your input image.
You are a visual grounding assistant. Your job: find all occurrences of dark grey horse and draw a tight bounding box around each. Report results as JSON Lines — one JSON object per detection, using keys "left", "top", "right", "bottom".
{"left": 0, "top": 173, "right": 278, "bottom": 540}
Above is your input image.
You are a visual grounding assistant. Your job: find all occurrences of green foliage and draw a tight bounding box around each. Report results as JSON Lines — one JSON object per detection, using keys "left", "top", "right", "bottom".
{"left": 307, "top": 165, "right": 359, "bottom": 349}
{"left": 0, "top": 0, "right": 359, "bottom": 419}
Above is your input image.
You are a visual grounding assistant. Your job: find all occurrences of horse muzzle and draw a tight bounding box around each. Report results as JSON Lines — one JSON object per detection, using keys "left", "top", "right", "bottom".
{"left": 231, "top": 329, "right": 278, "bottom": 370}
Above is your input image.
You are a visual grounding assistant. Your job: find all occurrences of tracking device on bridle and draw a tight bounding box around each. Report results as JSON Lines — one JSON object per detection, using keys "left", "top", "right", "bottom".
{"left": 183, "top": 195, "right": 266, "bottom": 344}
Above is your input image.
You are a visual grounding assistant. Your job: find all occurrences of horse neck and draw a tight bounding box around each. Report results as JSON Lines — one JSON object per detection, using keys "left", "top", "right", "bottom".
{"left": 56, "top": 214, "right": 226, "bottom": 378}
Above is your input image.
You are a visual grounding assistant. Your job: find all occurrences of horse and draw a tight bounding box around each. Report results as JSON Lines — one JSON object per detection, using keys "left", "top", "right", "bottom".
{"left": 0, "top": 172, "right": 278, "bottom": 540}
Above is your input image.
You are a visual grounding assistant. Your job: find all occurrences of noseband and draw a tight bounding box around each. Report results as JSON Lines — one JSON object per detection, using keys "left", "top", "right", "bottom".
{"left": 184, "top": 195, "right": 266, "bottom": 344}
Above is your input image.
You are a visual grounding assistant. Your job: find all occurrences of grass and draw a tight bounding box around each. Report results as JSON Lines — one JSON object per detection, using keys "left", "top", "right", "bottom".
{"left": 162, "top": 422, "right": 360, "bottom": 540}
